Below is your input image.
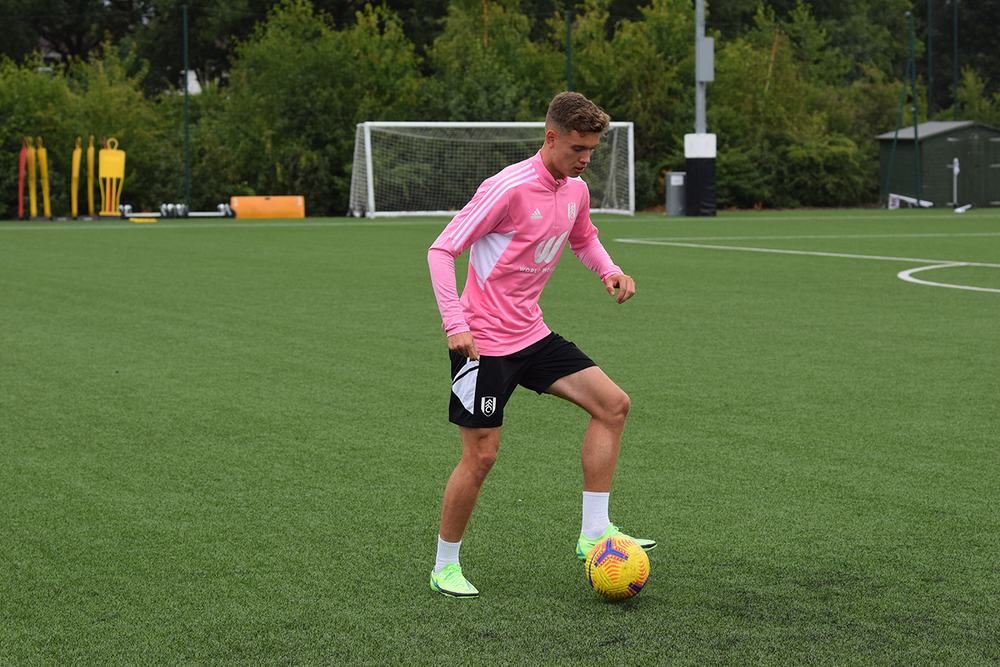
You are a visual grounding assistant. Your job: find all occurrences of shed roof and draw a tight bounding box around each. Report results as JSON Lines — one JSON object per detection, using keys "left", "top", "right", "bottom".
{"left": 876, "top": 120, "right": 1000, "bottom": 141}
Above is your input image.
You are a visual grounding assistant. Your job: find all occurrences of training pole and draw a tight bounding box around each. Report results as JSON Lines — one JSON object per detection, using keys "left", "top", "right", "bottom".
{"left": 87, "top": 136, "right": 96, "bottom": 216}
{"left": 27, "top": 138, "right": 37, "bottom": 218}
{"left": 37, "top": 137, "right": 51, "bottom": 218}
{"left": 72, "top": 138, "right": 82, "bottom": 218}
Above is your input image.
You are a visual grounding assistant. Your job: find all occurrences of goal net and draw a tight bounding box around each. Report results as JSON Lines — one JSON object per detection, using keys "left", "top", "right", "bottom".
{"left": 348, "top": 122, "right": 634, "bottom": 218}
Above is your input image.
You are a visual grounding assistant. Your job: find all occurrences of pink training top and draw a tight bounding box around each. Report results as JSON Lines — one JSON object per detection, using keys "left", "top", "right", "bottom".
{"left": 428, "top": 150, "right": 622, "bottom": 356}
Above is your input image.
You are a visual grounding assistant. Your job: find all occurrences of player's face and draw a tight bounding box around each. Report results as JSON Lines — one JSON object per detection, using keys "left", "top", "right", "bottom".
{"left": 545, "top": 128, "right": 601, "bottom": 180}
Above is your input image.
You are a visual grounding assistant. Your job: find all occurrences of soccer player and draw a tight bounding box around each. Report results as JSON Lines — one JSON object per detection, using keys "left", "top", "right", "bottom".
{"left": 427, "top": 92, "right": 655, "bottom": 598}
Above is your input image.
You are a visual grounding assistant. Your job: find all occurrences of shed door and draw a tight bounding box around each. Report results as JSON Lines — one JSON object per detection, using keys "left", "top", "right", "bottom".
{"left": 989, "top": 137, "right": 1000, "bottom": 206}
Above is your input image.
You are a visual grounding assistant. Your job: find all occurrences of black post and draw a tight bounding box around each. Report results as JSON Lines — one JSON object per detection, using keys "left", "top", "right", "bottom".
{"left": 953, "top": 0, "right": 958, "bottom": 120}
{"left": 927, "top": 0, "right": 932, "bottom": 115}
{"left": 909, "top": 12, "right": 922, "bottom": 206}
{"left": 183, "top": 5, "right": 191, "bottom": 211}
{"left": 566, "top": 8, "right": 572, "bottom": 91}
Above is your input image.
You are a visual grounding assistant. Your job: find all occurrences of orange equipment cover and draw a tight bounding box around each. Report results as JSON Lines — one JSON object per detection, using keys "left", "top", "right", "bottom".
{"left": 230, "top": 196, "right": 305, "bottom": 219}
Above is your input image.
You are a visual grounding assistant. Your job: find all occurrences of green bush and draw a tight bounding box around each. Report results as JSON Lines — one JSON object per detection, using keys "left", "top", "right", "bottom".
{"left": 1, "top": 47, "right": 186, "bottom": 218}
{"left": 212, "top": 0, "right": 422, "bottom": 216}
{"left": 0, "top": 0, "right": 952, "bottom": 218}
{"left": 0, "top": 55, "right": 73, "bottom": 219}
{"left": 773, "top": 136, "right": 870, "bottom": 208}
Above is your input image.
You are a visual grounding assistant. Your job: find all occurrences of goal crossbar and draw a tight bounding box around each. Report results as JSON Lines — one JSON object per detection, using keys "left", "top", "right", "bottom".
{"left": 348, "top": 121, "right": 635, "bottom": 218}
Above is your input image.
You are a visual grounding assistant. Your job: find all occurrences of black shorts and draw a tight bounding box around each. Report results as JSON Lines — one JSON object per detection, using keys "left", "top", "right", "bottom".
{"left": 449, "top": 332, "right": 596, "bottom": 428}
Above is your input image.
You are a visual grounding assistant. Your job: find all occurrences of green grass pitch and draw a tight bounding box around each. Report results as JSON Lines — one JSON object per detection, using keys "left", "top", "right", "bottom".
{"left": 2, "top": 208, "right": 999, "bottom": 665}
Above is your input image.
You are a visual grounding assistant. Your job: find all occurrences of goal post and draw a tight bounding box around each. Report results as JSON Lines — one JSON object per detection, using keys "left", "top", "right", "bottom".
{"left": 348, "top": 121, "right": 635, "bottom": 218}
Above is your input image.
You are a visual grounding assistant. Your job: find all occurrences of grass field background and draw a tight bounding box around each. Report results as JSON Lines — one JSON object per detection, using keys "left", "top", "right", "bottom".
{"left": 1, "top": 208, "right": 998, "bottom": 665}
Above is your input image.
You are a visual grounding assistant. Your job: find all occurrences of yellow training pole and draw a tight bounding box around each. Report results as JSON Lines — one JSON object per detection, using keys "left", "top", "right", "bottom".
{"left": 26, "top": 137, "right": 37, "bottom": 218}
{"left": 37, "top": 137, "right": 51, "bottom": 218}
{"left": 87, "top": 136, "right": 95, "bottom": 216}
{"left": 19, "top": 137, "right": 27, "bottom": 218}
{"left": 99, "top": 138, "right": 126, "bottom": 216}
{"left": 71, "top": 137, "right": 82, "bottom": 218}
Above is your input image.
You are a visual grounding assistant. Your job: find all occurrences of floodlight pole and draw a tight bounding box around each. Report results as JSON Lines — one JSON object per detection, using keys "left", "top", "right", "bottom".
{"left": 684, "top": 0, "right": 716, "bottom": 216}
{"left": 183, "top": 4, "right": 191, "bottom": 211}
{"left": 694, "top": 0, "right": 707, "bottom": 134}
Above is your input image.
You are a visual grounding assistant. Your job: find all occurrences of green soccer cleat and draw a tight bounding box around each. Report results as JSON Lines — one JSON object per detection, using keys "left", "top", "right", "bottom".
{"left": 577, "top": 524, "right": 657, "bottom": 560}
{"left": 430, "top": 564, "right": 480, "bottom": 598}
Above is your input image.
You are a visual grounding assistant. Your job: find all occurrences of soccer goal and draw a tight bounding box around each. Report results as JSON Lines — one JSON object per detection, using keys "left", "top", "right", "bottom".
{"left": 348, "top": 122, "right": 635, "bottom": 218}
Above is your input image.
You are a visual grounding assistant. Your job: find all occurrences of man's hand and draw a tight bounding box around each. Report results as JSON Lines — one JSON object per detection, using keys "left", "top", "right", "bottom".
{"left": 604, "top": 273, "right": 636, "bottom": 304}
{"left": 448, "top": 331, "right": 480, "bottom": 361}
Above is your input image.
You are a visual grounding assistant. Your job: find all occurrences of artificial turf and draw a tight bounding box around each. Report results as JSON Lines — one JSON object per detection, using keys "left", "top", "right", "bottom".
{"left": 1, "top": 208, "right": 998, "bottom": 665}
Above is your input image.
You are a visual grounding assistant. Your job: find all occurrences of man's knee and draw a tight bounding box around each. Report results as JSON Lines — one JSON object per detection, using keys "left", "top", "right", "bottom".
{"left": 606, "top": 387, "right": 630, "bottom": 425}
{"left": 468, "top": 441, "right": 498, "bottom": 479}
{"left": 461, "top": 428, "right": 501, "bottom": 484}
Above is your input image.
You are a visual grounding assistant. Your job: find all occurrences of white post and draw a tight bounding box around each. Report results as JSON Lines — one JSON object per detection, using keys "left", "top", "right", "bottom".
{"left": 951, "top": 157, "right": 960, "bottom": 207}
{"left": 627, "top": 122, "right": 635, "bottom": 215}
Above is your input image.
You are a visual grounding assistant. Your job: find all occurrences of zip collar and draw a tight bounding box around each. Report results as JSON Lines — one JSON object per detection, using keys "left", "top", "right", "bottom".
{"left": 531, "top": 151, "right": 565, "bottom": 192}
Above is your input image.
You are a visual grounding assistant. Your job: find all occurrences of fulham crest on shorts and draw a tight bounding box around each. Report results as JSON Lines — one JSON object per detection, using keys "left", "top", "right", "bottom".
{"left": 481, "top": 396, "right": 497, "bottom": 416}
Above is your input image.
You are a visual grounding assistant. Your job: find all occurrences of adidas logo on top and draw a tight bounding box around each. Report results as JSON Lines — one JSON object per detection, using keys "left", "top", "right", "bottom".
{"left": 530, "top": 208, "right": 543, "bottom": 220}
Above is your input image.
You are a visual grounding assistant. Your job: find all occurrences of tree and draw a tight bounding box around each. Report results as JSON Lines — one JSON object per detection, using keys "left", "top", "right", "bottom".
{"left": 561, "top": 0, "right": 693, "bottom": 207}
{"left": 927, "top": 0, "right": 1000, "bottom": 114}
{"left": 0, "top": 0, "right": 41, "bottom": 63}
{"left": 0, "top": 54, "right": 71, "bottom": 219}
{"left": 706, "top": 0, "right": 911, "bottom": 83}
{"left": 423, "top": 0, "right": 562, "bottom": 121}
{"left": 63, "top": 44, "right": 186, "bottom": 211}
{"left": 17, "top": 0, "right": 148, "bottom": 65}
{"left": 707, "top": 4, "right": 887, "bottom": 208}
{"left": 948, "top": 68, "right": 1000, "bottom": 128}
{"left": 0, "top": 43, "right": 187, "bottom": 217}
{"left": 211, "top": 0, "right": 421, "bottom": 215}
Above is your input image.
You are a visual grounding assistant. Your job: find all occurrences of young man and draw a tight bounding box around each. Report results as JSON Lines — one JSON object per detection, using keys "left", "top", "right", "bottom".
{"left": 427, "top": 91, "right": 654, "bottom": 598}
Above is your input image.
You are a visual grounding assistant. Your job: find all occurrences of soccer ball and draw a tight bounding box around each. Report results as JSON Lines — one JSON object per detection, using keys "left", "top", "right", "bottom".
{"left": 585, "top": 536, "right": 649, "bottom": 600}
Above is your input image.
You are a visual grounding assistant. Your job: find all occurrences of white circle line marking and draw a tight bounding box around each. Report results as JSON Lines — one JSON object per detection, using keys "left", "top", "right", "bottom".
{"left": 896, "top": 263, "right": 1000, "bottom": 294}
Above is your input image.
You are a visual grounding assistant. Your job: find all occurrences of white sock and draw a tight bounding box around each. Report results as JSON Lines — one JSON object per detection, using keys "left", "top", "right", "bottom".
{"left": 582, "top": 491, "right": 611, "bottom": 540}
{"left": 434, "top": 535, "right": 462, "bottom": 573}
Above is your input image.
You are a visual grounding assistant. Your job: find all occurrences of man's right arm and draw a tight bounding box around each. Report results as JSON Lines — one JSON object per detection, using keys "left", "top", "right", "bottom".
{"left": 427, "top": 246, "right": 479, "bottom": 360}
{"left": 427, "top": 174, "right": 510, "bottom": 360}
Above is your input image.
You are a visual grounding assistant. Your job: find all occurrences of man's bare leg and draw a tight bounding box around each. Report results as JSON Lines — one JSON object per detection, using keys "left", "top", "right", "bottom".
{"left": 546, "top": 366, "right": 630, "bottom": 491}
{"left": 439, "top": 426, "right": 502, "bottom": 543}
{"left": 547, "top": 366, "right": 655, "bottom": 556}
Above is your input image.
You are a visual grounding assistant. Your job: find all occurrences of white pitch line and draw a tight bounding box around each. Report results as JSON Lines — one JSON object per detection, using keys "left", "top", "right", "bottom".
{"left": 615, "top": 238, "right": 1000, "bottom": 294}
{"left": 0, "top": 219, "right": 447, "bottom": 232}
{"left": 636, "top": 232, "right": 1000, "bottom": 241}
{"left": 653, "top": 212, "right": 1000, "bottom": 222}
{"left": 896, "top": 264, "right": 1000, "bottom": 293}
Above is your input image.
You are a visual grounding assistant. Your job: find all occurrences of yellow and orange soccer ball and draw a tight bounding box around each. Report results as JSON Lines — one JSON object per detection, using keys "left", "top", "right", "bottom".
{"left": 584, "top": 536, "right": 649, "bottom": 600}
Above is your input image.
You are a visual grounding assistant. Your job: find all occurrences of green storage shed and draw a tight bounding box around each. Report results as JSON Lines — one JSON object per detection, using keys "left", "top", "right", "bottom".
{"left": 877, "top": 121, "right": 1000, "bottom": 207}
